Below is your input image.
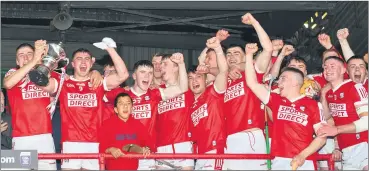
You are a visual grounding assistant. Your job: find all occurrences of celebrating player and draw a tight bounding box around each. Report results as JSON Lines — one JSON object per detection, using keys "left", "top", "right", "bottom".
{"left": 244, "top": 43, "right": 326, "bottom": 170}
{"left": 39, "top": 37, "right": 129, "bottom": 170}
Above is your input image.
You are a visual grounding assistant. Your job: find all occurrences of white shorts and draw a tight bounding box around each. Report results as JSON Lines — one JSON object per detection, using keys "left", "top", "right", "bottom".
{"left": 195, "top": 149, "right": 224, "bottom": 170}
{"left": 138, "top": 159, "right": 156, "bottom": 170}
{"left": 272, "top": 157, "right": 315, "bottom": 170}
{"left": 317, "top": 138, "right": 342, "bottom": 169}
{"left": 61, "top": 142, "right": 99, "bottom": 170}
{"left": 224, "top": 129, "right": 267, "bottom": 170}
{"left": 155, "top": 141, "right": 194, "bottom": 169}
{"left": 342, "top": 142, "right": 368, "bottom": 170}
{"left": 12, "top": 133, "right": 56, "bottom": 170}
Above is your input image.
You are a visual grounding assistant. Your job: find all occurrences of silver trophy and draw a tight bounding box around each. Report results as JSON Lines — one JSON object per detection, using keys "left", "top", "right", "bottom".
{"left": 29, "top": 42, "right": 69, "bottom": 86}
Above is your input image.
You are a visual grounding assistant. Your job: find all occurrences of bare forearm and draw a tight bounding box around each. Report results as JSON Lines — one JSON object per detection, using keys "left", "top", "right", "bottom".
{"left": 269, "top": 54, "right": 285, "bottom": 78}
{"left": 253, "top": 22, "right": 273, "bottom": 72}
{"left": 337, "top": 123, "right": 357, "bottom": 134}
{"left": 320, "top": 95, "right": 332, "bottom": 120}
{"left": 338, "top": 39, "right": 355, "bottom": 61}
{"left": 198, "top": 47, "right": 209, "bottom": 64}
{"left": 299, "top": 137, "right": 326, "bottom": 159}
{"left": 208, "top": 67, "right": 219, "bottom": 76}
{"left": 214, "top": 47, "right": 228, "bottom": 73}
{"left": 272, "top": 51, "right": 279, "bottom": 57}
{"left": 107, "top": 48, "right": 129, "bottom": 81}
{"left": 245, "top": 53, "right": 269, "bottom": 104}
{"left": 178, "top": 63, "right": 188, "bottom": 92}
{"left": 3, "top": 60, "right": 38, "bottom": 89}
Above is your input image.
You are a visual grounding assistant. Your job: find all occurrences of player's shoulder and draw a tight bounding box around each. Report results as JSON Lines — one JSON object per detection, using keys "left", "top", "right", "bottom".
{"left": 4, "top": 68, "right": 18, "bottom": 77}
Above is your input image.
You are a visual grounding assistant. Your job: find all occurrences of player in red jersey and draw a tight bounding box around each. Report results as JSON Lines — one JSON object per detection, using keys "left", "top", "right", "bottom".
{"left": 39, "top": 37, "right": 129, "bottom": 170}
{"left": 2, "top": 41, "right": 58, "bottom": 170}
{"left": 317, "top": 56, "right": 368, "bottom": 170}
{"left": 151, "top": 53, "right": 164, "bottom": 88}
{"left": 346, "top": 56, "right": 368, "bottom": 90}
{"left": 104, "top": 54, "right": 188, "bottom": 170}
{"left": 98, "top": 93, "right": 151, "bottom": 170}
{"left": 245, "top": 43, "right": 327, "bottom": 170}
{"left": 188, "top": 36, "right": 228, "bottom": 170}
{"left": 222, "top": 13, "right": 274, "bottom": 170}
{"left": 155, "top": 54, "right": 194, "bottom": 170}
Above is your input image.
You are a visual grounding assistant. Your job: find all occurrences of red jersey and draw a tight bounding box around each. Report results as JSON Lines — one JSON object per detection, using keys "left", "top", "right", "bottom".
{"left": 98, "top": 115, "right": 150, "bottom": 170}
{"left": 271, "top": 56, "right": 278, "bottom": 64}
{"left": 56, "top": 77, "right": 106, "bottom": 142}
{"left": 325, "top": 80, "right": 368, "bottom": 149}
{"left": 105, "top": 87, "right": 162, "bottom": 151}
{"left": 363, "top": 78, "right": 368, "bottom": 91}
{"left": 157, "top": 85, "right": 194, "bottom": 147}
{"left": 189, "top": 84, "right": 226, "bottom": 154}
{"left": 5, "top": 68, "right": 56, "bottom": 137}
{"left": 224, "top": 71, "right": 265, "bottom": 136}
{"left": 267, "top": 94, "right": 324, "bottom": 159}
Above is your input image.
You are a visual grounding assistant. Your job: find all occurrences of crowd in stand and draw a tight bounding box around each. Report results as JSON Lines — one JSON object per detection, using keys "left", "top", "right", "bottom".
{"left": 1, "top": 13, "right": 368, "bottom": 170}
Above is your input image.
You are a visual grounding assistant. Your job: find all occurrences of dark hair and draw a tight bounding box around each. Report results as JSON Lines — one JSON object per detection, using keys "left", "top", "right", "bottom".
{"left": 347, "top": 55, "right": 368, "bottom": 69}
{"left": 114, "top": 93, "right": 133, "bottom": 107}
{"left": 96, "top": 54, "right": 114, "bottom": 67}
{"left": 324, "top": 56, "right": 345, "bottom": 65}
{"left": 133, "top": 60, "right": 153, "bottom": 72}
{"left": 16, "top": 43, "right": 35, "bottom": 53}
{"left": 322, "top": 49, "right": 341, "bottom": 58}
{"left": 226, "top": 44, "right": 245, "bottom": 54}
{"left": 187, "top": 65, "right": 198, "bottom": 74}
{"left": 287, "top": 56, "right": 307, "bottom": 68}
{"left": 160, "top": 54, "right": 173, "bottom": 61}
{"left": 280, "top": 67, "right": 305, "bottom": 81}
{"left": 207, "top": 44, "right": 227, "bottom": 54}
{"left": 72, "top": 48, "right": 93, "bottom": 59}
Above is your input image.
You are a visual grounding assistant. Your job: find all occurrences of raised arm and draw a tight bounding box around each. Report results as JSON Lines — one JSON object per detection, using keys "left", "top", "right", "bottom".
{"left": 244, "top": 43, "right": 269, "bottom": 104}
{"left": 272, "top": 39, "right": 284, "bottom": 57}
{"left": 318, "top": 33, "right": 334, "bottom": 50}
{"left": 206, "top": 37, "right": 228, "bottom": 92}
{"left": 242, "top": 13, "right": 273, "bottom": 73}
{"left": 3, "top": 40, "right": 47, "bottom": 89}
{"left": 269, "top": 45, "right": 295, "bottom": 79}
{"left": 337, "top": 28, "right": 355, "bottom": 61}
{"left": 160, "top": 53, "right": 188, "bottom": 100}
{"left": 99, "top": 38, "right": 129, "bottom": 90}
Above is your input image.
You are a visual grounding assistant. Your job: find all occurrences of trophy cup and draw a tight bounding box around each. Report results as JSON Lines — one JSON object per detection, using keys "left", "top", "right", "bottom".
{"left": 29, "top": 42, "right": 69, "bottom": 86}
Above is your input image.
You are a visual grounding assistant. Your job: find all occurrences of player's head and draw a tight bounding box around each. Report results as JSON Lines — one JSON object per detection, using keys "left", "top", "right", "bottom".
{"left": 226, "top": 44, "right": 245, "bottom": 67}
{"left": 323, "top": 56, "right": 346, "bottom": 83}
{"left": 114, "top": 93, "right": 133, "bottom": 121}
{"left": 322, "top": 49, "right": 340, "bottom": 61}
{"left": 152, "top": 53, "right": 163, "bottom": 79}
{"left": 188, "top": 65, "right": 207, "bottom": 96}
{"left": 287, "top": 56, "right": 308, "bottom": 76}
{"left": 205, "top": 45, "right": 226, "bottom": 68}
{"left": 161, "top": 54, "right": 179, "bottom": 82}
{"left": 71, "top": 48, "right": 95, "bottom": 78}
{"left": 347, "top": 55, "right": 368, "bottom": 83}
{"left": 96, "top": 54, "right": 116, "bottom": 77}
{"left": 16, "top": 43, "right": 35, "bottom": 67}
{"left": 278, "top": 67, "right": 305, "bottom": 97}
{"left": 133, "top": 60, "right": 154, "bottom": 91}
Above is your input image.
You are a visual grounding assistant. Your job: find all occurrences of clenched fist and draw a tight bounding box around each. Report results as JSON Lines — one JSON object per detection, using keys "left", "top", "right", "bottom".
{"left": 281, "top": 45, "right": 295, "bottom": 56}
{"left": 241, "top": 13, "right": 258, "bottom": 25}
{"left": 337, "top": 28, "right": 349, "bottom": 40}
{"left": 272, "top": 39, "right": 284, "bottom": 51}
{"left": 245, "top": 43, "right": 258, "bottom": 55}
{"left": 196, "top": 64, "right": 210, "bottom": 74}
{"left": 216, "top": 29, "right": 230, "bottom": 42}
{"left": 318, "top": 34, "right": 332, "bottom": 49}
{"left": 170, "top": 53, "right": 184, "bottom": 64}
{"left": 206, "top": 37, "right": 221, "bottom": 49}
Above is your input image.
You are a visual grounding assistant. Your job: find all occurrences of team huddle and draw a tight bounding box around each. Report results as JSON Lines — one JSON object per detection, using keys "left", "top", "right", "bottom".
{"left": 3, "top": 12, "right": 368, "bottom": 170}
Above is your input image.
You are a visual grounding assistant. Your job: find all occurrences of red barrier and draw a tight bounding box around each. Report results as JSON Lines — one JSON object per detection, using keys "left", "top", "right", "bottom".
{"left": 38, "top": 153, "right": 335, "bottom": 170}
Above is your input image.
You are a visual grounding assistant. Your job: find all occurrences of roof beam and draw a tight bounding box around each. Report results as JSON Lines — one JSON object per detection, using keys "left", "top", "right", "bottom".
{"left": 70, "top": 1, "right": 336, "bottom": 11}
{"left": 1, "top": 27, "right": 245, "bottom": 50}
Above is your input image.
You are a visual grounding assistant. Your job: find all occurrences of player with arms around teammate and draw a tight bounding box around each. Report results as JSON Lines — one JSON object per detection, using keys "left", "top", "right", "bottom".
{"left": 188, "top": 36, "right": 228, "bottom": 170}
{"left": 3, "top": 41, "right": 58, "bottom": 170}
{"left": 318, "top": 56, "right": 368, "bottom": 170}
{"left": 104, "top": 53, "right": 188, "bottom": 170}
{"left": 98, "top": 93, "right": 151, "bottom": 170}
{"left": 245, "top": 43, "right": 327, "bottom": 170}
{"left": 155, "top": 54, "right": 194, "bottom": 170}
{"left": 39, "top": 38, "right": 129, "bottom": 170}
